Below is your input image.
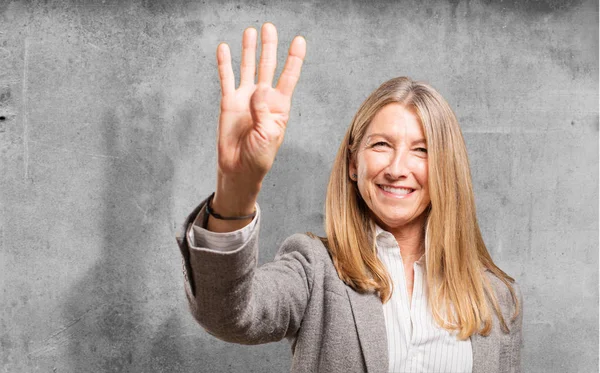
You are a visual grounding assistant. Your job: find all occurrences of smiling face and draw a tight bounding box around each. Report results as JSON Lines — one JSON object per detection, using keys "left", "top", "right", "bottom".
{"left": 349, "top": 103, "right": 430, "bottom": 234}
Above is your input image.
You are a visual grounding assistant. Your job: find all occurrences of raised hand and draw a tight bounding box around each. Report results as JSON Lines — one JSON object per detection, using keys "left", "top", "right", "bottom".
{"left": 209, "top": 23, "right": 306, "bottom": 230}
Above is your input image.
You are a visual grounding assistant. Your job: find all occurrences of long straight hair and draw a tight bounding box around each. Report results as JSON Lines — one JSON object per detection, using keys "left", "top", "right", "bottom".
{"left": 322, "top": 77, "right": 520, "bottom": 339}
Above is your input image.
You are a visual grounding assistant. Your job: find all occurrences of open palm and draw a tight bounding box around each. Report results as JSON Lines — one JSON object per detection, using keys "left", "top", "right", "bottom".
{"left": 217, "top": 23, "right": 306, "bottom": 184}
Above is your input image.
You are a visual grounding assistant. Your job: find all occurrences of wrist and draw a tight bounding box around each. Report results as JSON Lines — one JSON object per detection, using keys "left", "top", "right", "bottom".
{"left": 212, "top": 172, "right": 261, "bottom": 217}
{"left": 206, "top": 193, "right": 256, "bottom": 220}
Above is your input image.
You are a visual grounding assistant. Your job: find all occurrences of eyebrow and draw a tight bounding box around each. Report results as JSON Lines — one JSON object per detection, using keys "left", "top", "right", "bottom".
{"left": 366, "top": 133, "right": 427, "bottom": 146}
{"left": 365, "top": 133, "right": 392, "bottom": 142}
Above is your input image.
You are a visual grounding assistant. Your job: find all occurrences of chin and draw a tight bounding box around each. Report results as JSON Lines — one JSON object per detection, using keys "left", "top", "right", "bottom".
{"left": 383, "top": 218, "right": 416, "bottom": 229}
{"left": 373, "top": 214, "right": 410, "bottom": 228}
{"left": 375, "top": 210, "right": 427, "bottom": 229}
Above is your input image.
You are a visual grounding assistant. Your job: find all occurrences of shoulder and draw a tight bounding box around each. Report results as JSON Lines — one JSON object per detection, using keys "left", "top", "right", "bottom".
{"left": 483, "top": 269, "right": 523, "bottom": 322}
{"left": 278, "top": 233, "right": 332, "bottom": 260}
{"left": 265, "top": 233, "right": 338, "bottom": 295}
{"left": 275, "top": 233, "right": 337, "bottom": 275}
{"left": 483, "top": 270, "right": 522, "bottom": 300}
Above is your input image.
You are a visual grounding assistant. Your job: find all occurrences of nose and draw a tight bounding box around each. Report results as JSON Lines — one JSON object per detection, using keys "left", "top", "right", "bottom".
{"left": 384, "top": 148, "right": 409, "bottom": 180}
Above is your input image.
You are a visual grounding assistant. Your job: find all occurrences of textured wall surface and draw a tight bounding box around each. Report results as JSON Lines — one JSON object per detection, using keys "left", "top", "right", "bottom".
{"left": 0, "top": 0, "right": 597, "bottom": 372}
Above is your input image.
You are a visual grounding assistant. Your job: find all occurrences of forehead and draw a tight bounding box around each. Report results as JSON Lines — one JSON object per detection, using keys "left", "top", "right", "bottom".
{"left": 364, "top": 103, "right": 424, "bottom": 140}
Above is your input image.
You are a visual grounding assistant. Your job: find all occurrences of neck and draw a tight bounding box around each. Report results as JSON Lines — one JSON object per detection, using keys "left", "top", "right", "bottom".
{"left": 395, "top": 229, "right": 424, "bottom": 261}
{"left": 381, "top": 216, "right": 426, "bottom": 262}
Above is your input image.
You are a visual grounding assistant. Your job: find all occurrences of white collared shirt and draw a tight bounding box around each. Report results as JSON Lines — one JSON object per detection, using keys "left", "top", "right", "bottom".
{"left": 375, "top": 226, "right": 472, "bottom": 373}
{"left": 188, "top": 206, "right": 472, "bottom": 373}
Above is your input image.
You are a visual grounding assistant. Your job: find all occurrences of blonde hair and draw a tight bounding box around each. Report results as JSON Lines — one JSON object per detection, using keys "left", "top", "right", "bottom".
{"left": 320, "top": 76, "right": 520, "bottom": 339}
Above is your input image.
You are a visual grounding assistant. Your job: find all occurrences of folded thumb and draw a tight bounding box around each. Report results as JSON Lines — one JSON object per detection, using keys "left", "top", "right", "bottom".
{"left": 250, "top": 85, "right": 270, "bottom": 123}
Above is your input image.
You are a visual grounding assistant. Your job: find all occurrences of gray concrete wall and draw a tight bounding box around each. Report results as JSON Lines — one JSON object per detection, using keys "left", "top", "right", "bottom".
{"left": 0, "top": 0, "right": 597, "bottom": 372}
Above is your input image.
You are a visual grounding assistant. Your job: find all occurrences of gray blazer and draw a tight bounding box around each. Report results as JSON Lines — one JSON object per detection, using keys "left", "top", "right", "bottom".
{"left": 176, "top": 200, "right": 523, "bottom": 373}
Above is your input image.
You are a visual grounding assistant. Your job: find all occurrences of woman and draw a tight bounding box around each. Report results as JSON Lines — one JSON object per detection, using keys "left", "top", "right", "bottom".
{"left": 176, "top": 23, "right": 522, "bottom": 373}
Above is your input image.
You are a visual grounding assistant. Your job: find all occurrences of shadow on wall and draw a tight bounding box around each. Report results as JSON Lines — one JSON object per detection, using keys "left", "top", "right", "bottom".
{"left": 259, "top": 142, "right": 329, "bottom": 243}
{"left": 58, "top": 88, "right": 330, "bottom": 371}
{"left": 60, "top": 91, "right": 187, "bottom": 371}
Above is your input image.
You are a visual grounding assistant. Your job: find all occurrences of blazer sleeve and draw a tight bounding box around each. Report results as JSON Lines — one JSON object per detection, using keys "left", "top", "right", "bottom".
{"left": 510, "top": 281, "right": 524, "bottom": 373}
{"left": 175, "top": 197, "right": 318, "bottom": 345}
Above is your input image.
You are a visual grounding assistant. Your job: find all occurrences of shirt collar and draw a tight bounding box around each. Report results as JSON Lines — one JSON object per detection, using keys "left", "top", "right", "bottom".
{"left": 374, "top": 224, "right": 426, "bottom": 266}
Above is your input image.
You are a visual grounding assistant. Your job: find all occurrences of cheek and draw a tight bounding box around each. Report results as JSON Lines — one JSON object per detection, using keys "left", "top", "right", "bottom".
{"left": 414, "top": 160, "right": 430, "bottom": 203}
{"left": 357, "top": 152, "right": 390, "bottom": 178}
{"left": 410, "top": 158, "right": 428, "bottom": 185}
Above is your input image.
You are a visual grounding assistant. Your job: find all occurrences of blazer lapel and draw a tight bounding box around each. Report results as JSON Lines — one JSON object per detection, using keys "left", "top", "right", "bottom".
{"left": 346, "top": 288, "right": 388, "bottom": 373}
{"left": 471, "top": 329, "right": 503, "bottom": 373}
{"left": 471, "top": 333, "right": 489, "bottom": 373}
{"left": 471, "top": 269, "right": 511, "bottom": 373}
{"left": 345, "top": 288, "right": 502, "bottom": 373}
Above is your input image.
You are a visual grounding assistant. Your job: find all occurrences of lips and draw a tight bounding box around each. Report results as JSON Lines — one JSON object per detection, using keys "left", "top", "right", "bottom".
{"left": 378, "top": 185, "right": 415, "bottom": 196}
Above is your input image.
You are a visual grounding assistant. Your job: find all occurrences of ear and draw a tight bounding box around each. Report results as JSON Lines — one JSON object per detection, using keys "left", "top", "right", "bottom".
{"left": 348, "top": 155, "right": 357, "bottom": 180}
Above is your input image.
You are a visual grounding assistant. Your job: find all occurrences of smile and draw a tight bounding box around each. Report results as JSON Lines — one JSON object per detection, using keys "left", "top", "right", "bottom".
{"left": 378, "top": 185, "right": 415, "bottom": 197}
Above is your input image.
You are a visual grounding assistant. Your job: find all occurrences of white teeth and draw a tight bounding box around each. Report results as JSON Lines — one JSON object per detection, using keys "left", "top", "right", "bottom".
{"left": 381, "top": 185, "right": 413, "bottom": 195}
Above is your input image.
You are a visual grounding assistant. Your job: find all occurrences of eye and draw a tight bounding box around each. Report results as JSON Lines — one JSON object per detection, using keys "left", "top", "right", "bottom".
{"left": 415, "top": 147, "right": 428, "bottom": 153}
{"left": 371, "top": 141, "right": 390, "bottom": 148}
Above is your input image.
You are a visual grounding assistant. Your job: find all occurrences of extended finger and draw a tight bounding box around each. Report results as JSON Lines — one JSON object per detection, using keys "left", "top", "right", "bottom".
{"left": 257, "top": 23, "right": 278, "bottom": 86}
{"left": 240, "top": 27, "right": 257, "bottom": 86}
{"left": 276, "top": 36, "right": 306, "bottom": 97}
{"left": 217, "top": 43, "right": 235, "bottom": 96}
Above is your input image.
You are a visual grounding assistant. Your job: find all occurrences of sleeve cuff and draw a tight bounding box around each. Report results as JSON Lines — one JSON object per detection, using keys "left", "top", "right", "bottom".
{"left": 186, "top": 203, "right": 260, "bottom": 252}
